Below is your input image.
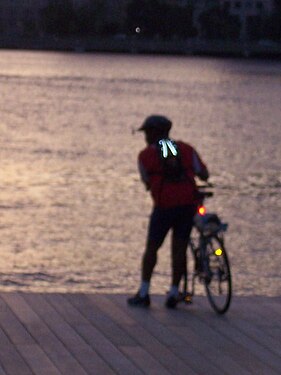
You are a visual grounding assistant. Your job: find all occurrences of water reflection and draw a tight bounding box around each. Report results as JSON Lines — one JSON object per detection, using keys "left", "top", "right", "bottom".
{"left": 0, "top": 51, "right": 280, "bottom": 295}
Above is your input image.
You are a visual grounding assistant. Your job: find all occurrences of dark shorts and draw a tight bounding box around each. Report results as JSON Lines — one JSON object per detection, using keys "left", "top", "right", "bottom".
{"left": 147, "top": 205, "right": 196, "bottom": 247}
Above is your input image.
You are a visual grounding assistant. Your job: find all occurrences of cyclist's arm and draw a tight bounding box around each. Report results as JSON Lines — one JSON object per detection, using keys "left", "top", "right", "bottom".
{"left": 192, "top": 150, "right": 209, "bottom": 181}
{"left": 138, "top": 160, "right": 150, "bottom": 190}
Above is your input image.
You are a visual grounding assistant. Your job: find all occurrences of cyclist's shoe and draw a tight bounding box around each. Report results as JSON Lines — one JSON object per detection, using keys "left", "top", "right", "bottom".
{"left": 165, "top": 295, "right": 178, "bottom": 309}
{"left": 127, "top": 292, "right": 150, "bottom": 307}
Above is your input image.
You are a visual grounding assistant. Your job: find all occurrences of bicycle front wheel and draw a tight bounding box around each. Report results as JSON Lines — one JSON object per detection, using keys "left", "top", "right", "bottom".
{"left": 204, "top": 236, "right": 232, "bottom": 314}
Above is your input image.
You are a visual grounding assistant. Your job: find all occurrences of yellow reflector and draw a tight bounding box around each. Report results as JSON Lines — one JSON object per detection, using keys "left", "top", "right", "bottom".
{"left": 215, "top": 248, "right": 223, "bottom": 256}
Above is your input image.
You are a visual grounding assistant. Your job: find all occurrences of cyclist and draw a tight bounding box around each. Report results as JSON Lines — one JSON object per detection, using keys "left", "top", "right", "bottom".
{"left": 127, "top": 115, "right": 209, "bottom": 308}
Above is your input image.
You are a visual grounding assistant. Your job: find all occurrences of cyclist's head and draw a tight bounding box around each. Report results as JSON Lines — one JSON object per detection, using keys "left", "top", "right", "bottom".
{"left": 138, "top": 115, "right": 172, "bottom": 144}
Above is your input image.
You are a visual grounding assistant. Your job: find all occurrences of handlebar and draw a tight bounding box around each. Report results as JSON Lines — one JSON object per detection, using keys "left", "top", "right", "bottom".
{"left": 196, "top": 182, "right": 214, "bottom": 189}
{"left": 196, "top": 183, "right": 214, "bottom": 200}
{"left": 197, "top": 191, "right": 213, "bottom": 199}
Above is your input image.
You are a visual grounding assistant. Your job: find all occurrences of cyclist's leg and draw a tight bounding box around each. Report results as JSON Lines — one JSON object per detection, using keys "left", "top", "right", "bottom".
{"left": 171, "top": 205, "right": 196, "bottom": 287}
{"left": 141, "top": 241, "right": 161, "bottom": 283}
{"left": 166, "top": 207, "right": 194, "bottom": 308}
{"left": 128, "top": 208, "right": 172, "bottom": 306}
{"left": 141, "top": 207, "right": 171, "bottom": 283}
{"left": 171, "top": 237, "right": 189, "bottom": 287}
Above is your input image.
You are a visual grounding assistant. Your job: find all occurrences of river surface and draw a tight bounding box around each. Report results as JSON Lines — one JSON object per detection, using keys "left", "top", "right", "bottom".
{"left": 0, "top": 50, "right": 280, "bottom": 296}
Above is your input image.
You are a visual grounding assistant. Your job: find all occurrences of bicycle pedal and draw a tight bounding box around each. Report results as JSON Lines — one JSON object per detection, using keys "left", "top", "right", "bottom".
{"left": 199, "top": 271, "right": 212, "bottom": 284}
{"left": 184, "top": 295, "right": 193, "bottom": 304}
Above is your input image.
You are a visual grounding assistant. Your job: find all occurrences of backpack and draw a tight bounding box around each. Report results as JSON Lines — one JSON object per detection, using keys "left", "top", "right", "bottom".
{"left": 157, "top": 139, "right": 185, "bottom": 182}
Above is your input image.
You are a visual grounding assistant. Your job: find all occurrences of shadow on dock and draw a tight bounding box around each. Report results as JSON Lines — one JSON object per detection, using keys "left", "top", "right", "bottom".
{"left": 0, "top": 292, "right": 280, "bottom": 374}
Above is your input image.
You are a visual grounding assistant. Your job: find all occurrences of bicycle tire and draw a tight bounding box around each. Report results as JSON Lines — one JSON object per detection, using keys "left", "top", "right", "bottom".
{"left": 204, "top": 235, "right": 232, "bottom": 314}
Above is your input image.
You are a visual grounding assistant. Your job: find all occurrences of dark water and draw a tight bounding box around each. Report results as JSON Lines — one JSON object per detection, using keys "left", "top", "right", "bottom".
{"left": 0, "top": 50, "right": 280, "bottom": 296}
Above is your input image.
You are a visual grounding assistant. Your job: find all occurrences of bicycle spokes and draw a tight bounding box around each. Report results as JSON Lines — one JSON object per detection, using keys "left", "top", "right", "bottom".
{"left": 205, "top": 237, "right": 232, "bottom": 314}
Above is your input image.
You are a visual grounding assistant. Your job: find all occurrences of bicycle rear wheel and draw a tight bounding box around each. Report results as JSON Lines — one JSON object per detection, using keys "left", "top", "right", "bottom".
{"left": 204, "top": 236, "right": 232, "bottom": 314}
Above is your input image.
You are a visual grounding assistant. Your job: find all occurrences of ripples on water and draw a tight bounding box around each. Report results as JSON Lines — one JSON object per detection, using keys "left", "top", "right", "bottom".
{"left": 0, "top": 51, "right": 280, "bottom": 296}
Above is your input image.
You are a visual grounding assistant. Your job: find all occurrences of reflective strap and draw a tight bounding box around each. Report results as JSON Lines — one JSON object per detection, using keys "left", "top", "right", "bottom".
{"left": 159, "top": 139, "right": 178, "bottom": 158}
{"left": 167, "top": 140, "right": 178, "bottom": 156}
{"left": 159, "top": 140, "right": 168, "bottom": 158}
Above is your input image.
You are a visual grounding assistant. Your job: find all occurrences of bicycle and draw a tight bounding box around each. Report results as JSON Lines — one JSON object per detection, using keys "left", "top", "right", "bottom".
{"left": 179, "top": 186, "right": 232, "bottom": 314}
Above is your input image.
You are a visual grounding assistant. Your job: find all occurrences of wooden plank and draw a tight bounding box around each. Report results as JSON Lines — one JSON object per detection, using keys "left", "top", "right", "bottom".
{"left": 75, "top": 324, "right": 144, "bottom": 375}
{"left": 121, "top": 346, "right": 172, "bottom": 375}
{"left": 111, "top": 294, "right": 222, "bottom": 375}
{"left": 1, "top": 292, "right": 88, "bottom": 375}
{"left": 169, "top": 343, "right": 230, "bottom": 375}
{"left": 117, "top": 295, "right": 252, "bottom": 375}
{"left": 16, "top": 343, "right": 61, "bottom": 375}
{"left": 225, "top": 317, "right": 281, "bottom": 358}
{"left": 0, "top": 294, "right": 35, "bottom": 345}
{"left": 171, "top": 323, "right": 255, "bottom": 375}
{"left": 193, "top": 295, "right": 281, "bottom": 353}
{"left": 0, "top": 293, "right": 61, "bottom": 375}
{"left": 114, "top": 294, "right": 281, "bottom": 375}
{"left": 66, "top": 293, "right": 137, "bottom": 347}
{"left": 88, "top": 294, "right": 136, "bottom": 326}
{"left": 0, "top": 326, "right": 33, "bottom": 375}
{"left": 70, "top": 293, "right": 197, "bottom": 375}
{"left": 251, "top": 297, "right": 281, "bottom": 321}
{"left": 266, "top": 326, "right": 281, "bottom": 341}
{"left": 19, "top": 293, "right": 88, "bottom": 375}
{"left": 191, "top": 304, "right": 281, "bottom": 375}
{"left": 118, "top": 323, "right": 198, "bottom": 375}
{"left": 164, "top": 299, "right": 279, "bottom": 374}
{"left": 95, "top": 294, "right": 187, "bottom": 347}
{"left": 139, "top": 294, "right": 210, "bottom": 327}
{"left": 0, "top": 292, "right": 279, "bottom": 375}
{"left": 20, "top": 293, "right": 116, "bottom": 375}
{"left": 212, "top": 324, "right": 281, "bottom": 374}
{"left": 230, "top": 297, "right": 280, "bottom": 334}
{"left": 106, "top": 295, "right": 202, "bottom": 375}
{"left": 45, "top": 293, "right": 145, "bottom": 375}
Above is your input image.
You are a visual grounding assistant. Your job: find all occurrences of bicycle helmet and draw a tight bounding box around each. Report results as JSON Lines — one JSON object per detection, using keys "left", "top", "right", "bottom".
{"left": 138, "top": 115, "right": 172, "bottom": 132}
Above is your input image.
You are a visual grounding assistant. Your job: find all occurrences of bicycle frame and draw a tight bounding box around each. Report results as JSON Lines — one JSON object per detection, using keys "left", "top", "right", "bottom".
{"left": 186, "top": 229, "right": 226, "bottom": 299}
{"left": 179, "top": 186, "right": 231, "bottom": 313}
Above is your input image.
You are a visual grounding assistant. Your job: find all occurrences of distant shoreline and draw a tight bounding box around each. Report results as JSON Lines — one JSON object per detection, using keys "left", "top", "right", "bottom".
{"left": 1, "top": 36, "right": 281, "bottom": 58}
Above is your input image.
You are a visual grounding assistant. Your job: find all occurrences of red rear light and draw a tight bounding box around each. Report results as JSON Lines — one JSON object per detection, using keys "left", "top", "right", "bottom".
{"left": 198, "top": 205, "right": 206, "bottom": 216}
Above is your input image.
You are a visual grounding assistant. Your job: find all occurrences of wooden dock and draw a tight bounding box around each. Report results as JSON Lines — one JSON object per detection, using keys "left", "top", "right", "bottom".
{"left": 0, "top": 292, "right": 280, "bottom": 375}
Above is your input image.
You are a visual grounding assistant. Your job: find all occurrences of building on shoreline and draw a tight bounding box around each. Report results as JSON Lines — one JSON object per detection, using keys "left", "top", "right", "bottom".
{"left": 220, "top": 0, "right": 274, "bottom": 39}
{"left": 0, "top": 0, "right": 48, "bottom": 37}
{"left": 0, "top": 0, "right": 278, "bottom": 41}
{"left": 0, "top": 0, "right": 131, "bottom": 37}
{"left": 193, "top": 0, "right": 275, "bottom": 39}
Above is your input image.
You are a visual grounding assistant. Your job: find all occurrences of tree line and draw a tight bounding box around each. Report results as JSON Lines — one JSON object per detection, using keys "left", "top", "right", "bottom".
{"left": 18, "top": 0, "right": 281, "bottom": 41}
